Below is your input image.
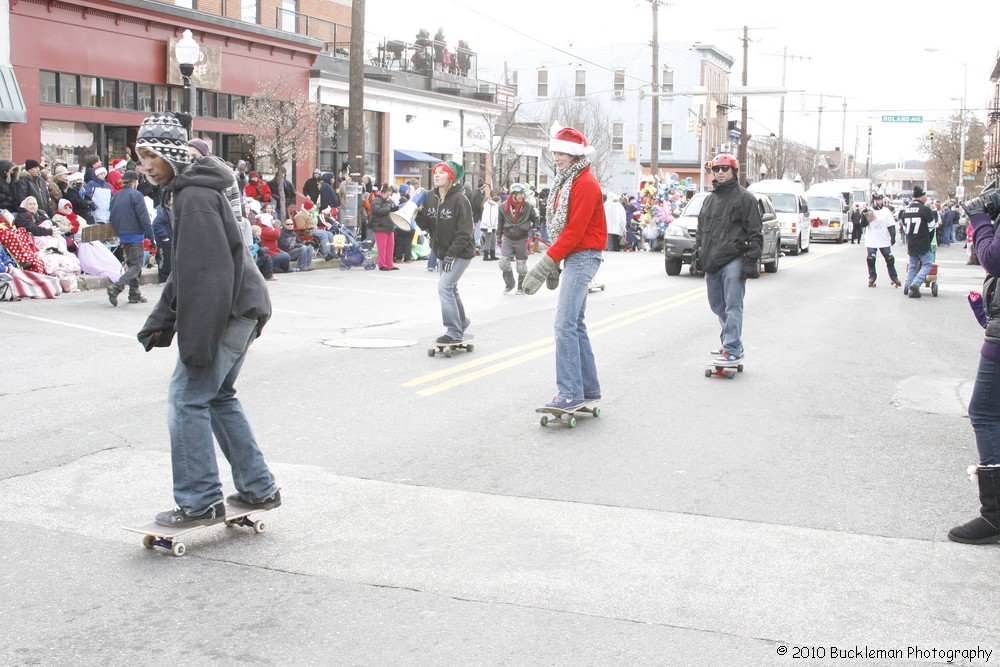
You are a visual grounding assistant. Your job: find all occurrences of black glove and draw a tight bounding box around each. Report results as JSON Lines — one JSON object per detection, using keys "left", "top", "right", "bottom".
{"left": 441, "top": 256, "right": 455, "bottom": 272}
{"left": 962, "top": 190, "right": 1000, "bottom": 219}
{"left": 742, "top": 257, "right": 760, "bottom": 280}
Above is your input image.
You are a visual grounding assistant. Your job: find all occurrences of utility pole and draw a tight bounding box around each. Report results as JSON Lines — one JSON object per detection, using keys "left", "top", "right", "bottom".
{"left": 649, "top": 0, "right": 661, "bottom": 182}
{"left": 737, "top": 26, "right": 749, "bottom": 187}
{"left": 348, "top": 0, "right": 365, "bottom": 184}
{"left": 760, "top": 48, "right": 810, "bottom": 179}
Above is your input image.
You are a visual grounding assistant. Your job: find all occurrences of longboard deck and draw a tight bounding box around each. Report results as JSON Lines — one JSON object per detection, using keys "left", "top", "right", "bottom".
{"left": 428, "top": 334, "right": 475, "bottom": 357}
{"left": 535, "top": 400, "right": 601, "bottom": 428}
{"left": 124, "top": 504, "right": 271, "bottom": 556}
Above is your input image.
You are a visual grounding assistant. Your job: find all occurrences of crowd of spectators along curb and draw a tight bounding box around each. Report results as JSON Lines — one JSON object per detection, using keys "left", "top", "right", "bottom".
{"left": 1, "top": 146, "right": 708, "bottom": 302}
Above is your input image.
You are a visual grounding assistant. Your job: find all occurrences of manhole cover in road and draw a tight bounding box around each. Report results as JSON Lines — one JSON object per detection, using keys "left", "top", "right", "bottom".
{"left": 322, "top": 338, "right": 417, "bottom": 349}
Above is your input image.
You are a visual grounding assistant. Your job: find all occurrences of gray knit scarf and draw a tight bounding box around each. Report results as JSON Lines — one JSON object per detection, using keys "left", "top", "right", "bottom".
{"left": 545, "top": 155, "right": 590, "bottom": 242}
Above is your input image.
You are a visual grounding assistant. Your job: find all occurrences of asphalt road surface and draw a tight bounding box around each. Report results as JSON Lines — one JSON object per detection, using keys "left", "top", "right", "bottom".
{"left": 2, "top": 239, "right": 998, "bottom": 666}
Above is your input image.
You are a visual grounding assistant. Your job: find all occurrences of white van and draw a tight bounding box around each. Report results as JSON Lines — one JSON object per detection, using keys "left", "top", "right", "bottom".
{"left": 747, "top": 179, "right": 811, "bottom": 255}
{"left": 805, "top": 182, "right": 850, "bottom": 243}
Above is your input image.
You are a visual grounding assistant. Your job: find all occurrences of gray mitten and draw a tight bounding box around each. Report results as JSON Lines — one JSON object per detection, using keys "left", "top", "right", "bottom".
{"left": 522, "top": 254, "right": 556, "bottom": 295}
{"left": 546, "top": 263, "right": 561, "bottom": 290}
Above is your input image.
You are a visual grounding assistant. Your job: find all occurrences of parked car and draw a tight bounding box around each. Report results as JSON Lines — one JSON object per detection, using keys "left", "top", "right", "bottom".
{"left": 663, "top": 191, "right": 781, "bottom": 276}
{"left": 747, "top": 179, "right": 812, "bottom": 255}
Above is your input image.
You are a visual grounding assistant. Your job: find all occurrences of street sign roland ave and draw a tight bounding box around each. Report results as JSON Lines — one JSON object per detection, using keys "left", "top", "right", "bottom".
{"left": 881, "top": 115, "right": 924, "bottom": 123}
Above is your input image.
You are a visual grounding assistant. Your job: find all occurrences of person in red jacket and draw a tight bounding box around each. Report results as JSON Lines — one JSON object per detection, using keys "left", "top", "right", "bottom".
{"left": 522, "top": 126, "right": 607, "bottom": 410}
{"left": 256, "top": 221, "right": 292, "bottom": 273}
{"left": 244, "top": 171, "right": 272, "bottom": 205}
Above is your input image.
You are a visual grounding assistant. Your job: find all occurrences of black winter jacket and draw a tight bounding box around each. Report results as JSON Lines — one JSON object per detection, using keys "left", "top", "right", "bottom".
{"left": 695, "top": 178, "right": 763, "bottom": 273}
{"left": 368, "top": 194, "right": 398, "bottom": 233}
{"left": 416, "top": 185, "right": 475, "bottom": 260}
{"left": 137, "top": 157, "right": 271, "bottom": 378}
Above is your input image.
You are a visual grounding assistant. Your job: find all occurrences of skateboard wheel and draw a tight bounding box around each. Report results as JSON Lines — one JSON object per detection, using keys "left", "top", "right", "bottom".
{"left": 931, "top": 282, "right": 938, "bottom": 297}
{"left": 171, "top": 542, "right": 186, "bottom": 557}
{"left": 726, "top": 371, "right": 736, "bottom": 379}
{"left": 567, "top": 416, "right": 577, "bottom": 428}
{"left": 253, "top": 520, "right": 265, "bottom": 534}
{"left": 705, "top": 368, "right": 712, "bottom": 378}
{"left": 466, "top": 344, "right": 474, "bottom": 353}
{"left": 224, "top": 520, "right": 236, "bottom": 528}
{"left": 427, "top": 348, "right": 435, "bottom": 357}
{"left": 444, "top": 348, "right": 453, "bottom": 358}
{"left": 737, "top": 364, "right": 744, "bottom": 372}
{"left": 592, "top": 407, "right": 601, "bottom": 418}
{"left": 540, "top": 415, "right": 549, "bottom": 427}
{"left": 142, "top": 534, "right": 154, "bottom": 549}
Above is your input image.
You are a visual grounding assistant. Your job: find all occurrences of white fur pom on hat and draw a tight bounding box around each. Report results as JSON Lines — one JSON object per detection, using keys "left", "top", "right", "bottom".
{"left": 113, "top": 159, "right": 128, "bottom": 171}
{"left": 549, "top": 124, "right": 594, "bottom": 157}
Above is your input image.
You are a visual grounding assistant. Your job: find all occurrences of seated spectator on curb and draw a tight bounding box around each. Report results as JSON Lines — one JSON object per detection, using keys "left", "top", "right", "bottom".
{"left": 278, "top": 218, "right": 315, "bottom": 271}
{"left": 295, "top": 200, "right": 335, "bottom": 261}
{"left": 257, "top": 221, "right": 292, "bottom": 273}
{"left": 244, "top": 170, "right": 272, "bottom": 205}
{"left": 19, "top": 197, "right": 80, "bottom": 290}
{"left": 249, "top": 225, "right": 276, "bottom": 281}
{"left": 256, "top": 201, "right": 276, "bottom": 229}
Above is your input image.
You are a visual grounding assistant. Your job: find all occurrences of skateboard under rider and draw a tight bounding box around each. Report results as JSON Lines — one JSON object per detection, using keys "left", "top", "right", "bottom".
{"left": 535, "top": 399, "right": 601, "bottom": 428}
{"left": 705, "top": 357, "right": 745, "bottom": 380}
{"left": 123, "top": 504, "right": 273, "bottom": 557}
{"left": 428, "top": 333, "right": 475, "bottom": 358}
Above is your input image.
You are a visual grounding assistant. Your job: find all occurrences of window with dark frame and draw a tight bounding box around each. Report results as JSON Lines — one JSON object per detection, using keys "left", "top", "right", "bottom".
{"left": 40, "top": 71, "right": 57, "bottom": 104}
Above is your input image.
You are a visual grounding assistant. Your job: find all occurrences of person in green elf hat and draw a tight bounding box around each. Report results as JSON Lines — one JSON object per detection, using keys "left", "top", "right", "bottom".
{"left": 416, "top": 160, "right": 475, "bottom": 343}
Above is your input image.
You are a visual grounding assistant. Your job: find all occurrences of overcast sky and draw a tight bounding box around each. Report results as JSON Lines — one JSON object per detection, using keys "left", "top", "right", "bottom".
{"left": 365, "top": 0, "right": 999, "bottom": 165}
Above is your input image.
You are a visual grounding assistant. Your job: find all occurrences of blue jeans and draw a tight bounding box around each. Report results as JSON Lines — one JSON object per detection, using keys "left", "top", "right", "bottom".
{"left": 167, "top": 316, "right": 278, "bottom": 513}
{"left": 311, "top": 229, "right": 335, "bottom": 258}
{"left": 437, "top": 257, "right": 471, "bottom": 338}
{"left": 705, "top": 257, "right": 746, "bottom": 357}
{"left": 969, "top": 354, "right": 1000, "bottom": 465}
{"left": 906, "top": 250, "right": 934, "bottom": 289}
{"left": 554, "top": 250, "right": 603, "bottom": 401}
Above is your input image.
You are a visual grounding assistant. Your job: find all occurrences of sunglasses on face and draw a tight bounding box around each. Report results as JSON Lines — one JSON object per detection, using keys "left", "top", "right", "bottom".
{"left": 711, "top": 165, "right": 732, "bottom": 173}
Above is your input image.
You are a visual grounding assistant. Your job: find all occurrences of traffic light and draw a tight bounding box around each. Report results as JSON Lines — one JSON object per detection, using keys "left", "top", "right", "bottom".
{"left": 965, "top": 160, "right": 976, "bottom": 174}
{"left": 704, "top": 160, "right": 713, "bottom": 171}
{"left": 626, "top": 145, "right": 636, "bottom": 160}
{"left": 929, "top": 128, "right": 934, "bottom": 140}
{"left": 686, "top": 116, "right": 695, "bottom": 132}
{"left": 977, "top": 159, "right": 984, "bottom": 173}
{"left": 867, "top": 124, "right": 872, "bottom": 136}
{"left": 696, "top": 124, "right": 702, "bottom": 139}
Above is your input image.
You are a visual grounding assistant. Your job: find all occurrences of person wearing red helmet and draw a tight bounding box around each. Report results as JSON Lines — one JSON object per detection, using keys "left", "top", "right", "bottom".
{"left": 695, "top": 153, "right": 763, "bottom": 366}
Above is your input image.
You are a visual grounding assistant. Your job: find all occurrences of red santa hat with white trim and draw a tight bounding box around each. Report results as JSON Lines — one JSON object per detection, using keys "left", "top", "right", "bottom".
{"left": 548, "top": 123, "right": 594, "bottom": 156}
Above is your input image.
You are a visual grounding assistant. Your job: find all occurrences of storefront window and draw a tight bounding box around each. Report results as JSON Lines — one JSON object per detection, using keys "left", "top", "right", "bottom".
{"left": 199, "top": 90, "right": 216, "bottom": 117}
{"left": 40, "top": 120, "right": 97, "bottom": 172}
{"left": 40, "top": 71, "right": 57, "bottom": 104}
{"left": 60, "top": 74, "right": 79, "bottom": 105}
{"left": 167, "top": 88, "right": 182, "bottom": 113}
{"left": 121, "top": 82, "right": 136, "bottom": 110}
{"left": 101, "top": 79, "right": 118, "bottom": 108}
{"left": 217, "top": 94, "right": 231, "bottom": 120}
{"left": 464, "top": 152, "right": 486, "bottom": 188}
{"left": 80, "top": 76, "right": 98, "bottom": 107}
{"left": 137, "top": 84, "right": 153, "bottom": 112}
{"left": 153, "top": 86, "right": 169, "bottom": 112}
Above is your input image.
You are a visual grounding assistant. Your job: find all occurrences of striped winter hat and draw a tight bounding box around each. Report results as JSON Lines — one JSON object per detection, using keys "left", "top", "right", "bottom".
{"left": 135, "top": 112, "right": 191, "bottom": 176}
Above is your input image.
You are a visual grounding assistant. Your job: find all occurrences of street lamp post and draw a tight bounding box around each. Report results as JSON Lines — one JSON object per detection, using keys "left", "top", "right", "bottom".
{"left": 174, "top": 29, "right": 201, "bottom": 118}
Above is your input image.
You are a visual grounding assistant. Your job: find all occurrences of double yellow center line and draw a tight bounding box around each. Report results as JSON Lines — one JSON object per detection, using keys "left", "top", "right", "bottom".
{"left": 403, "top": 286, "right": 706, "bottom": 396}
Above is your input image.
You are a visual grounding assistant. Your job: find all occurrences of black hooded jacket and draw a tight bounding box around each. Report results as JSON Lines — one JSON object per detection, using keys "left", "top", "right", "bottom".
{"left": 695, "top": 177, "right": 763, "bottom": 273}
{"left": 0, "top": 160, "right": 19, "bottom": 214}
{"left": 416, "top": 184, "right": 475, "bottom": 260}
{"left": 138, "top": 157, "right": 271, "bottom": 378}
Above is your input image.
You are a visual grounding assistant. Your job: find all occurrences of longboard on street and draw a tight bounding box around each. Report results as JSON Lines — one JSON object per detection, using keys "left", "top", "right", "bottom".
{"left": 123, "top": 504, "right": 272, "bottom": 557}
{"left": 428, "top": 333, "right": 475, "bottom": 358}
{"left": 705, "top": 358, "right": 745, "bottom": 380}
{"left": 535, "top": 399, "right": 601, "bottom": 428}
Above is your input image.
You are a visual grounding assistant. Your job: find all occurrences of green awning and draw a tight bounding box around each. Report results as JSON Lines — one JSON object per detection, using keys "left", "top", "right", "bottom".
{"left": 0, "top": 65, "right": 27, "bottom": 124}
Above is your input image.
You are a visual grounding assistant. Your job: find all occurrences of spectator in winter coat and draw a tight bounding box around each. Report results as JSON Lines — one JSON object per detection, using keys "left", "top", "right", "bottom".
{"left": 244, "top": 171, "right": 272, "bottom": 205}
{"left": 106, "top": 171, "right": 155, "bottom": 305}
{"left": 86, "top": 167, "right": 113, "bottom": 223}
{"left": 303, "top": 168, "right": 322, "bottom": 205}
{"left": 14, "top": 195, "right": 55, "bottom": 238}
{"left": 369, "top": 185, "right": 399, "bottom": 270}
{"left": 268, "top": 168, "right": 296, "bottom": 220}
{"left": 107, "top": 159, "right": 129, "bottom": 194}
{"left": 248, "top": 225, "right": 276, "bottom": 281}
{"left": 277, "top": 218, "right": 315, "bottom": 271}
{"left": 0, "top": 160, "right": 20, "bottom": 215}
{"left": 257, "top": 223, "right": 292, "bottom": 273}
{"left": 16, "top": 159, "right": 53, "bottom": 216}
{"left": 319, "top": 172, "right": 340, "bottom": 213}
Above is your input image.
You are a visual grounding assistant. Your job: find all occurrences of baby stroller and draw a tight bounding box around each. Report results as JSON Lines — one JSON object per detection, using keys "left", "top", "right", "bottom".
{"left": 328, "top": 220, "right": 375, "bottom": 270}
